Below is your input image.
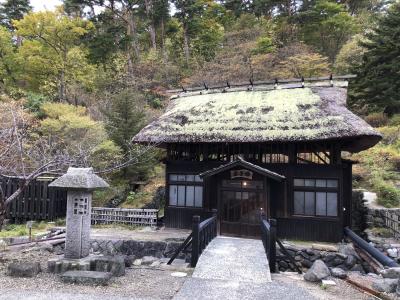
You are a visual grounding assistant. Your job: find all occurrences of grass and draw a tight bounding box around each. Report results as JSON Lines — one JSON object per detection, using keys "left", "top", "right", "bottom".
{"left": 370, "top": 227, "right": 393, "bottom": 238}
{"left": 0, "top": 221, "right": 55, "bottom": 239}
{"left": 350, "top": 113, "right": 400, "bottom": 207}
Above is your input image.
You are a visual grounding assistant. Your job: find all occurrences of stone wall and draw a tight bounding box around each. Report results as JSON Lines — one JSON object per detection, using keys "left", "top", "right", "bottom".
{"left": 276, "top": 243, "right": 373, "bottom": 274}
{"left": 351, "top": 190, "right": 369, "bottom": 237}
{"left": 90, "top": 238, "right": 189, "bottom": 261}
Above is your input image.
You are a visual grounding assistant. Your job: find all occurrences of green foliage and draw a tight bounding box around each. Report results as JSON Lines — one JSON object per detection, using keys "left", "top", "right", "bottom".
{"left": 252, "top": 36, "right": 276, "bottom": 55}
{"left": 350, "top": 2, "right": 400, "bottom": 113}
{"left": 334, "top": 34, "right": 366, "bottom": 74}
{"left": 0, "top": 0, "right": 31, "bottom": 29}
{"left": 23, "top": 92, "right": 49, "bottom": 116}
{"left": 375, "top": 179, "right": 400, "bottom": 207}
{"left": 297, "top": 0, "right": 358, "bottom": 61}
{"left": 124, "top": 191, "right": 151, "bottom": 208}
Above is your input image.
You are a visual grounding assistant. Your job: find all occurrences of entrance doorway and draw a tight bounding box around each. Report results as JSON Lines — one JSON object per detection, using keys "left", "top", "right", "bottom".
{"left": 219, "top": 179, "right": 266, "bottom": 237}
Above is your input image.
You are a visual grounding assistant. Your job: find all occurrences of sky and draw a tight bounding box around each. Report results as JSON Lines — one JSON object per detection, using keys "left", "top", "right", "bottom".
{"left": 30, "top": 0, "right": 63, "bottom": 11}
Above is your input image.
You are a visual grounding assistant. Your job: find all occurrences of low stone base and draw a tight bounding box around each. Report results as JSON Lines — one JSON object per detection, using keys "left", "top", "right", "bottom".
{"left": 48, "top": 254, "right": 126, "bottom": 276}
{"left": 8, "top": 262, "right": 41, "bottom": 277}
{"left": 61, "top": 270, "right": 112, "bottom": 285}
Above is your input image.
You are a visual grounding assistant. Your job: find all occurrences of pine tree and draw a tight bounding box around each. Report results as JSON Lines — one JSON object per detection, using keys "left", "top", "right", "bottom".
{"left": 104, "top": 90, "right": 157, "bottom": 182}
{"left": 350, "top": 2, "right": 400, "bottom": 113}
{"left": 0, "top": 0, "right": 32, "bottom": 30}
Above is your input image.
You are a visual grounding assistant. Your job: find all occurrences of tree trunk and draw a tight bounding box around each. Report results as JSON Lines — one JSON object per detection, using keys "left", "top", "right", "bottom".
{"left": 59, "top": 70, "right": 66, "bottom": 101}
{"left": 0, "top": 193, "right": 5, "bottom": 232}
{"left": 127, "top": 12, "right": 140, "bottom": 59}
{"left": 144, "top": 0, "right": 157, "bottom": 50}
{"left": 183, "top": 23, "right": 190, "bottom": 65}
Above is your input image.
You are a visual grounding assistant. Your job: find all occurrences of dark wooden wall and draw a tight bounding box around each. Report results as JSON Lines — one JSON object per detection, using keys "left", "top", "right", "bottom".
{"left": 165, "top": 160, "right": 350, "bottom": 242}
{"left": 2, "top": 178, "right": 67, "bottom": 222}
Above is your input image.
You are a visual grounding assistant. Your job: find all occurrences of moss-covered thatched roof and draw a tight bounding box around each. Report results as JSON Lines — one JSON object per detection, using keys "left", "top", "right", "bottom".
{"left": 133, "top": 81, "right": 381, "bottom": 152}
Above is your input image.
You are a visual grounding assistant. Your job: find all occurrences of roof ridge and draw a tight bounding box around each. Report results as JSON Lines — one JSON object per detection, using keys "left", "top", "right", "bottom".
{"left": 170, "top": 79, "right": 351, "bottom": 100}
{"left": 168, "top": 74, "right": 356, "bottom": 97}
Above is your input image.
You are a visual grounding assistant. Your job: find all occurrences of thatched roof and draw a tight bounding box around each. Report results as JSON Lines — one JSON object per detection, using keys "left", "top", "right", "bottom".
{"left": 133, "top": 80, "right": 381, "bottom": 152}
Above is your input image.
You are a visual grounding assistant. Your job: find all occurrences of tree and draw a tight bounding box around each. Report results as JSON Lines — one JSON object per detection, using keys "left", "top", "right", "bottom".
{"left": 297, "top": 0, "right": 358, "bottom": 61}
{"left": 0, "top": 99, "right": 153, "bottom": 229}
{"left": 334, "top": 34, "right": 366, "bottom": 74}
{"left": 350, "top": 2, "right": 400, "bottom": 113}
{"left": 0, "top": 26, "right": 18, "bottom": 88}
{"left": 272, "top": 51, "right": 331, "bottom": 78}
{"left": 0, "top": 0, "right": 31, "bottom": 30}
{"left": 13, "top": 9, "right": 95, "bottom": 101}
{"left": 103, "top": 89, "right": 157, "bottom": 182}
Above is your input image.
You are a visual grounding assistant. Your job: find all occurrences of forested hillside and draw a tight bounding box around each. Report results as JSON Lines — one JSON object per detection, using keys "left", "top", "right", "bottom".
{"left": 0, "top": 0, "right": 399, "bottom": 210}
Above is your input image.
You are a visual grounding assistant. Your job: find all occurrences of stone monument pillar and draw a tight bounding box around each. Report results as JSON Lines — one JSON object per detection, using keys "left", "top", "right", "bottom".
{"left": 49, "top": 167, "right": 109, "bottom": 259}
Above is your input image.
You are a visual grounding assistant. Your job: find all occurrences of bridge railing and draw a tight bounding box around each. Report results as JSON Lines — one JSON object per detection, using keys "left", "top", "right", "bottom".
{"left": 167, "top": 209, "right": 218, "bottom": 267}
{"left": 191, "top": 209, "right": 218, "bottom": 267}
{"left": 260, "top": 213, "right": 277, "bottom": 273}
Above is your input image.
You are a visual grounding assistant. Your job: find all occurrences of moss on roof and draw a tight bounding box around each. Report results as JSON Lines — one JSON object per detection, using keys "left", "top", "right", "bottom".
{"left": 133, "top": 84, "right": 381, "bottom": 152}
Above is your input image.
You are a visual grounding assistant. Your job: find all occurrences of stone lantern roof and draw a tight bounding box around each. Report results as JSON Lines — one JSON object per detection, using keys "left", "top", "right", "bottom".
{"left": 49, "top": 167, "right": 109, "bottom": 190}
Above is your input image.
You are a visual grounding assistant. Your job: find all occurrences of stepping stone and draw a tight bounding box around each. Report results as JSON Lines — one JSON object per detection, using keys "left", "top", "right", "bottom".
{"left": 8, "top": 262, "right": 41, "bottom": 277}
{"left": 61, "top": 271, "right": 112, "bottom": 285}
{"left": 171, "top": 272, "right": 188, "bottom": 277}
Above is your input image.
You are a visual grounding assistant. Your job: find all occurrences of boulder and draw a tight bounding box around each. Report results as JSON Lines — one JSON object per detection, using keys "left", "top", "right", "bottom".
{"left": 303, "top": 260, "right": 330, "bottom": 282}
{"left": 344, "top": 255, "right": 357, "bottom": 268}
{"left": 372, "top": 278, "right": 398, "bottom": 293}
{"left": 380, "top": 267, "right": 400, "bottom": 279}
{"left": 141, "top": 256, "right": 159, "bottom": 265}
{"left": 312, "top": 244, "right": 338, "bottom": 252}
{"left": 8, "top": 262, "right": 41, "bottom": 277}
{"left": 387, "top": 249, "right": 398, "bottom": 258}
{"left": 61, "top": 271, "right": 112, "bottom": 285}
{"left": 330, "top": 268, "right": 347, "bottom": 279}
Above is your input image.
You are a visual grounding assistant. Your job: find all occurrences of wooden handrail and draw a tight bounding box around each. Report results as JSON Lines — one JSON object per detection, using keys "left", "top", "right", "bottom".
{"left": 167, "top": 209, "right": 218, "bottom": 267}
{"left": 191, "top": 209, "right": 218, "bottom": 267}
{"left": 260, "top": 213, "right": 277, "bottom": 273}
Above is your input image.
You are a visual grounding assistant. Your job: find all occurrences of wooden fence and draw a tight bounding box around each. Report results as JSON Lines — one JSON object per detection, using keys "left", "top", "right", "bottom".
{"left": 383, "top": 210, "right": 400, "bottom": 238}
{"left": 2, "top": 177, "right": 67, "bottom": 222}
{"left": 91, "top": 207, "right": 159, "bottom": 227}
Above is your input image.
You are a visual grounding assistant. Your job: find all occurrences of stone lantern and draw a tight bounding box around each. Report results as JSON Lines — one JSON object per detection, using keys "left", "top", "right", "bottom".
{"left": 49, "top": 167, "right": 109, "bottom": 259}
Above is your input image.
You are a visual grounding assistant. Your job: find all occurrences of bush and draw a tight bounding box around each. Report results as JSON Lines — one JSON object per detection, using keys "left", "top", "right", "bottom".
{"left": 389, "top": 114, "right": 400, "bottom": 126}
{"left": 364, "top": 112, "right": 389, "bottom": 127}
{"left": 375, "top": 180, "right": 400, "bottom": 207}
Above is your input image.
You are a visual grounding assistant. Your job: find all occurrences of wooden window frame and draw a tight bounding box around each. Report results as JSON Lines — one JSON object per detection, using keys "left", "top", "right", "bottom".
{"left": 293, "top": 178, "right": 339, "bottom": 219}
{"left": 168, "top": 174, "right": 204, "bottom": 208}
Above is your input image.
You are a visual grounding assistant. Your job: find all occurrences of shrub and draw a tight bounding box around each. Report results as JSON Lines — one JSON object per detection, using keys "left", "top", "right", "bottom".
{"left": 378, "top": 126, "right": 400, "bottom": 145}
{"left": 54, "top": 218, "right": 66, "bottom": 226}
{"left": 389, "top": 114, "right": 400, "bottom": 126}
{"left": 375, "top": 180, "right": 400, "bottom": 207}
{"left": 364, "top": 112, "right": 389, "bottom": 127}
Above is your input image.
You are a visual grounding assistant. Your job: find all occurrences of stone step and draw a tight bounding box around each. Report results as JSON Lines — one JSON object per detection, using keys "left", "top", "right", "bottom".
{"left": 61, "top": 270, "right": 112, "bottom": 285}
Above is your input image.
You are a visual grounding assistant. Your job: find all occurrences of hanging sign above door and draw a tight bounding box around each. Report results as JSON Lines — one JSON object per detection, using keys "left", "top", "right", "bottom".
{"left": 230, "top": 169, "right": 253, "bottom": 180}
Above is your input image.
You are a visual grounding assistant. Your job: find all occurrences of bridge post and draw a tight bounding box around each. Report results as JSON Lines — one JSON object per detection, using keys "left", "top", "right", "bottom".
{"left": 191, "top": 215, "right": 200, "bottom": 267}
{"left": 269, "top": 219, "right": 277, "bottom": 273}
{"left": 212, "top": 209, "right": 218, "bottom": 237}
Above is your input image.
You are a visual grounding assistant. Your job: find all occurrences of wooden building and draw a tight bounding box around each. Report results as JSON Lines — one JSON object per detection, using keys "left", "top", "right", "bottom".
{"left": 133, "top": 77, "right": 381, "bottom": 242}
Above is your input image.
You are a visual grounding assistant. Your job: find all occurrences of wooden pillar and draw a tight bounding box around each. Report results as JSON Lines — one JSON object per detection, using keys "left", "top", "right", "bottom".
{"left": 191, "top": 215, "right": 200, "bottom": 267}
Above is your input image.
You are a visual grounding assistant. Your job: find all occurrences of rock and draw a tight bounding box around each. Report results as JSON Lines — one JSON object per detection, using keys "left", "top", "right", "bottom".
{"left": 7, "top": 262, "right": 41, "bottom": 277}
{"left": 141, "top": 256, "right": 158, "bottom": 265}
{"left": 39, "top": 242, "right": 54, "bottom": 252}
{"left": 301, "top": 259, "right": 313, "bottom": 268}
{"left": 330, "top": 268, "right": 347, "bottom": 279}
{"left": 397, "top": 278, "right": 400, "bottom": 296}
{"left": 0, "top": 239, "right": 8, "bottom": 251}
{"left": 150, "top": 261, "right": 161, "bottom": 267}
{"left": 372, "top": 278, "right": 398, "bottom": 293}
{"left": 133, "top": 259, "right": 142, "bottom": 266}
{"left": 312, "top": 244, "right": 338, "bottom": 252}
{"left": 93, "top": 256, "right": 125, "bottom": 277}
{"left": 388, "top": 249, "right": 398, "bottom": 258}
{"left": 124, "top": 255, "right": 136, "bottom": 267}
{"left": 350, "top": 264, "right": 365, "bottom": 273}
{"left": 279, "top": 261, "right": 289, "bottom": 269}
{"left": 303, "top": 260, "right": 330, "bottom": 282}
{"left": 345, "top": 255, "right": 357, "bottom": 268}
{"left": 338, "top": 244, "right": 360, "bottom": 260}
{"left": 380, "top": 267, "right": 400, "bottom": 279}
{"left": 323, "top": 253, "right": 337, "bottom": 263}
{"left": 61, "top": 271, "right": 112, "bottom": 285}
